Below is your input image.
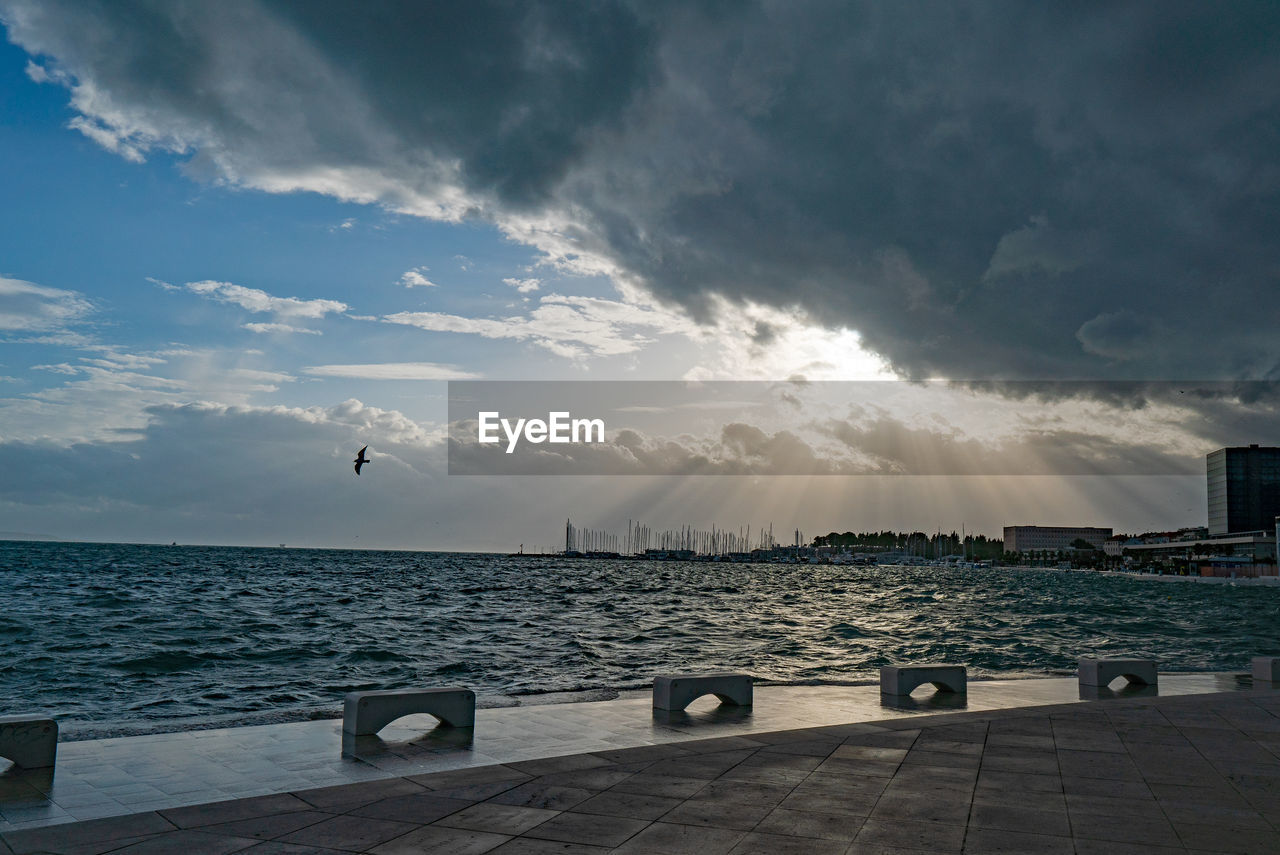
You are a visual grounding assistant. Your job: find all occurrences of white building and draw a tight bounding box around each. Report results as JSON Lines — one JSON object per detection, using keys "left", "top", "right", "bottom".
{"left": 1003, "top": 525, "right": 1112, "bottom": 553}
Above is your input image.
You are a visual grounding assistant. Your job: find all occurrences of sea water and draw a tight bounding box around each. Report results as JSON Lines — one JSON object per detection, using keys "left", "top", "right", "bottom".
{"left": 2, "top": 541, "right": 1276, "bottom": 738}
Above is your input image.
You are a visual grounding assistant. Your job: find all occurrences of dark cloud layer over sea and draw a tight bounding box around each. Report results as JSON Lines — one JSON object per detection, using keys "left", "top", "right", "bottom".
{"left": 3, "top": 1, "right": 1279, "bottom": 382}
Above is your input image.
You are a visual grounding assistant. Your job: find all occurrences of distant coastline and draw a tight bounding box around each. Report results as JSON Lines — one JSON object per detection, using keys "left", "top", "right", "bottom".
{"left": 0, "top": 531, "right": 61, "bottom": 542}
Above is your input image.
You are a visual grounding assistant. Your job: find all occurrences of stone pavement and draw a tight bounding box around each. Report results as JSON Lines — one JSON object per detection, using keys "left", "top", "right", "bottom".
{"left": 0, "top": 675, "right": 1245, "bottom": 831}
{"left": 4, "top": 688, "right": 1280, "bottom": 854}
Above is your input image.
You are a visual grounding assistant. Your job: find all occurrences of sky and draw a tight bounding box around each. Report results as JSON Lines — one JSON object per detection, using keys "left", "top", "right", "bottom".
{"left": 0, "top": 1, "right": 1277, "bottom": 550}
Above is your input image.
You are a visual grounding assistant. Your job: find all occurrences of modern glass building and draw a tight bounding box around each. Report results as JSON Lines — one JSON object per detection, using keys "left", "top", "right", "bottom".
{"left": 1207, "top": 445, "right": 1280, "bottom": 535}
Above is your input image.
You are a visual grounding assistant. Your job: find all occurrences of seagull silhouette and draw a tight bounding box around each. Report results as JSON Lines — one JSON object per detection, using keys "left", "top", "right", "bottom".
{"left": 353, "top": 445, "right": 370, "bottom": 475}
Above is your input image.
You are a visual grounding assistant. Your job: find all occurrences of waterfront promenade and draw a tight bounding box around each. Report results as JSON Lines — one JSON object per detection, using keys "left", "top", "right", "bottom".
{"left": 3, "top": 675, "right": 1279, "bottom": 852}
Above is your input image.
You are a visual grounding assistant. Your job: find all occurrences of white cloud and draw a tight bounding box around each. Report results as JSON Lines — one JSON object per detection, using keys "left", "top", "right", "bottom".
{"left": 67, "top": 114, "right": 145, "bottom": 162}
{"left": 3, "top": 347, "right": 303, "bottom": 442}
{"left": 503, "top": 277, "right": 541, "bottom": 293}
{"left": 398, "top": 267, "right": 438, "bottom": 288}
{"left": 185, "top": 280, "right": 348, "bottom": 320}
{"left": 243, "top": 322, "right": 323, "bottom": 335}
{"left": 303, "top": 362, "right": 479, "bottom": 380}
{"left": 0, "top": 276, "right": 94, "bottom": 332}
{"left": 23, "top": 59, "right": 50, "bottom": 83}
{"left": 384, "top": 292, "right": 695, "bottom": 360}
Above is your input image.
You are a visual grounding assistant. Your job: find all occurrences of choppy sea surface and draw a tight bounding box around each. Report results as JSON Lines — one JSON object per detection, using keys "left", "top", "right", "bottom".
{"left": 3, "top": 541, "right": 1277, "bottom": 739}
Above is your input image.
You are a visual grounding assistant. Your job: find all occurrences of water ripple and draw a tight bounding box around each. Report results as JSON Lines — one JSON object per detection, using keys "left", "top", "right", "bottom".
{"left": 1, "top": 541, "right": 1277, "bottom": 737}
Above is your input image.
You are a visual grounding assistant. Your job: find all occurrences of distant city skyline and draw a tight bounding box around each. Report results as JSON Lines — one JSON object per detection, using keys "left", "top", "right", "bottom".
{"left": 0, "top": 2, "right": 1277, "bottom": 550}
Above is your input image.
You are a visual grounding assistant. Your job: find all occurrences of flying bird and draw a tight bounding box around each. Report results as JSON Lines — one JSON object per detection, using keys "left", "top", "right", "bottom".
{"left": 353, "top": 445, "right": 370, "bottom": 475}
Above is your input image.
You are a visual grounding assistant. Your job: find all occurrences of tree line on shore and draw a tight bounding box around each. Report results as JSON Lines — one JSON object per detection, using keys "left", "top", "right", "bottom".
{"left": 812, "top": 530, "right": 1005, "bottom": 560}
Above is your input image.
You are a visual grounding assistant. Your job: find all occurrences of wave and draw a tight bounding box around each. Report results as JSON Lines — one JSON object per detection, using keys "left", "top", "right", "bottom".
{"left": 3, "top": 541, "right": 1272, "bottom": 737}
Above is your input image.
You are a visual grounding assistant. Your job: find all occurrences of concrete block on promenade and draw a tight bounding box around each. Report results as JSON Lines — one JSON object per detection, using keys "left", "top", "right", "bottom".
{"left": 343, "top": 687, "right": 475, "bottom": 736}
{"left": 1078, "top": 657, "right": 1157, "bottom": 689}
{"left": 879, "top": 664, "right": 967, "bottom": 697}
{"left": 0, "top": 715, "right": 57, "bottom": 769}
{"left": 1253, "top": 657, "right": 1280, "bottom": 684}
{"left": 652, "top": 673, "right": 753, "bottom": 711}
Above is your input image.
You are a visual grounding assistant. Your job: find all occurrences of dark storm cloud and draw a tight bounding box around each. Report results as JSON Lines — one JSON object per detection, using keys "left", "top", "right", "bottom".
{"left": 4, "top": 1, "right": 1279, "bottom": 379}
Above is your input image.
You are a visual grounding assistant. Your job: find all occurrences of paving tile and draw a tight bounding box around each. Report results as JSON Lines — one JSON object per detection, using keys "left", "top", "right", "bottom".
{"left": 734, "top": 752, "right": 825, "bottom": 772}
{"left": 889, "top": 763, "right": 977, "bottom": 789}
{"left": 1149, "top": 782, "right": 1253, "bottom": 810}
{"left": 725, "top": 830, "right": 847, "bottom": 854}
{"left": 506, "top": 755, "right": 614, "bottom": 778}
{"left": 715, "top": 764, "right": 810, "bottom": 786}
{"left": 970, "top": 784, "right": 1065, "bottom": 812}
{"left": 674, "top": 737, "right": 765, "bottom": 755}
{"left": 199, "top": 810, "right": 336, "bottom": 840}
{"left": 607, "top": 774, "right": 708, "bottom": 800}
{"left": 979, "top": 752, "right": 1060, "bottom": 775}
{"left": 487, "top": 783, "right": 595, "bottom": 811}
{"left": 1068, "top": 810, "right": 1182, "bottom": 848}
{"left": 1057, "top": 748, "right": 1144, "bottom": 781}
{"left": 757, "top": 739, "right": 841, "bottom": 758}
{"left": 569, "top": 790, "right": 682, "bottom": 820}
{"left": 366, "top": 824, "right": 509, "bottom": 854}
{"left": 611, "top": 821, "right": 745, "bottom": 855}
{"left": 2, "top": 811, "right": 176, "bottom": 854}
{"left": 963, "top": 827, "right": 1075, "bottom": 854}
{"left": 236, "top": 842, "right": 351, "bottom": 854}
{"left": 1071, "top": 841, "right": 1187, "bottom": 855}
{"left": 869, "top": 791, "right": 971, "bottom": 825}
{"left": 985, "top": 734, "right": 1055, "bottom": 751}
{"left": 645, "top": 750, "right": 758, "bottom": 778}
{"left": 161, "top": 794, "right": 315, "bottom": 829}
{"left": 842, "top": 730, "right": 919, "bottom": 749}
{"left": 1171, "top": 821, "right": 1280, "bottom": 854}
{"left": 488, "top": 839, "right": 609, "bottom": 854}
{"left": 753, "top": 806, "right": 861, "bottom": 841}
{"left": 1169, "top": 797, "right": 1273, "bottom": 827}
{"left": 1065, "top": 793, "right": 1166, "bottom": 819}
{"left": 976, "top": 769, "right": 1062, "bottom": 794}
{"left": 108, "top": 830, "right": 260, "bottom": 855}
{"left": 434, "top": 802, "right": 558, "bottom": 836}
{"left": 277, "top": 814, "right": 419, "bottom": 851}
{"left": 813, "top": 757, "right": 900, "bottom": 778}
{"left": 590, "top": 744, "right": 689, "bottom": 765}
{"left": 691, "top": 780, "right": 793, "bottom": 807}
{"left": 775, "top": 787, "right": 877, "bottom": 817}
{"left": 409, "top": 765, "right": 531, "bottom": 791}
{"left": 830, "top": 745, "right": 909, "bottom": 763}
{"left": 968, "top": 802, "right": 1069, "bottom": 836}
{"left": 907, "top": 747, "right": 985, "bottom": 769}
{"left": 1061, "top": 775, "right": 1154, "bottom": 800}
{"left": 660, "top": 797, "right": 775, "bottom": 831}
{"left": 853, "top": 818, "right": 965, "bottom": 851}
{"left": 534, "top": 768, "right": 637, "bottom": 792}
{"left": 347, "top": 792, "right": 474, "bottom": 823}
{"left": 291, "top": 778, "right": 425, "bottom": 812}
{"left": 522, "top": 811, "right": 648, "bottom": 847}
{"left": 430, "top": 780, "right": 529, "bottom": 801}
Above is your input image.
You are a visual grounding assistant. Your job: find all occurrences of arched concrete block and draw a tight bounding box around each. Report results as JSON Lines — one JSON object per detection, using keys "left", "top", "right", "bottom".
{"left": 880, "top": 665, "right": 966, "bottom": 696}
{"left": 653, "top": 673, "right": 753, "bottom": 711}
{"left": 1253, "top": 657, "right": 1280, "bottom": 684}
{"left": 0, "top": 716, "right": 57, "bottom": 769}
{"left": 343, "top": 688, "right": 475, "bottom": 736}
{"left": 1078, "top": 658, "right": 1157, "bottom": 688}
